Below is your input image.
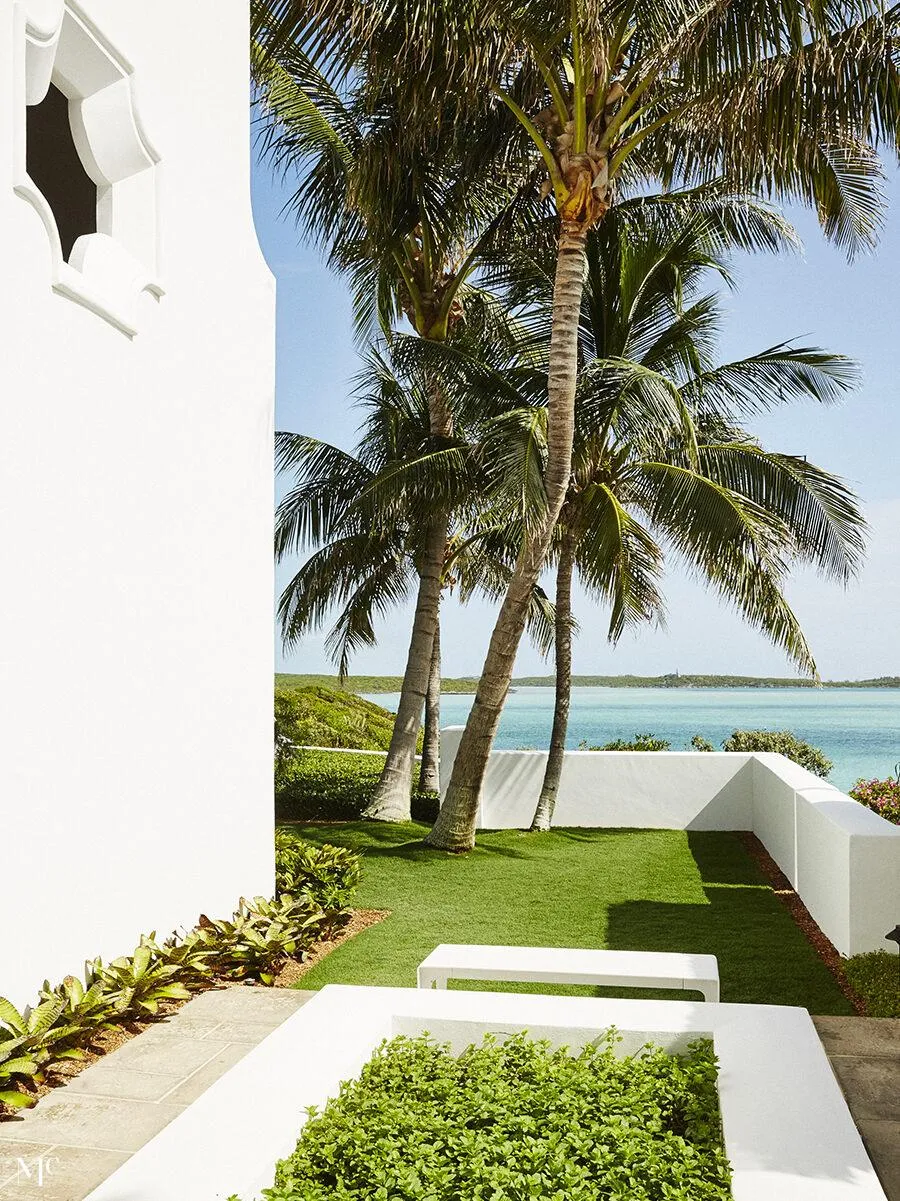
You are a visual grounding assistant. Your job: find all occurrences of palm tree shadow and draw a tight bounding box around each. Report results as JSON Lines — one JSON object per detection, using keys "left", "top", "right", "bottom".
{"left": 605, "top": 833, "right": 850, "bottom": 1011}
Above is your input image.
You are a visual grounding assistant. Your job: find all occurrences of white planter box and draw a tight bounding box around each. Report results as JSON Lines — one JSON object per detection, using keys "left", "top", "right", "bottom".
{"left": 85, "top": 985, "right": 886, "bottom": 1201}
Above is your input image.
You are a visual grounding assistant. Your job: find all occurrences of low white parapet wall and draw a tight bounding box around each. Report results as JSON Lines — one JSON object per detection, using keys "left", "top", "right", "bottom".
{"left": 439, "top": 729, "right": 900, "bottom": 957}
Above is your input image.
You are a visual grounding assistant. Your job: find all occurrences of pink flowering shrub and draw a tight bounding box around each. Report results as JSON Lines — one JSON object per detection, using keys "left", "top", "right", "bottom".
{"left": 849, "top": 776, "right": 900, "bottom": 825}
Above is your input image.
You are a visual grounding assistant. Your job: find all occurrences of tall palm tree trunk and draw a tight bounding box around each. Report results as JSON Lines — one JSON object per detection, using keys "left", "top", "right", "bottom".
{"left": 418, "top": 618, "right": 441, "bottom": 792}
{"left": 425, "top": 227, "right": 587, "bottom": 850}
{"left": 530, "top": 529, "right": 575, "bottom": 831}
{"left": 364, "top": 514, "right": 448, "bottom": 820}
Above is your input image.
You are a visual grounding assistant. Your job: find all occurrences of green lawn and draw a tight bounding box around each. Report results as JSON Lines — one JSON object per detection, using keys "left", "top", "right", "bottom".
{"left": 285, "top": 822, "right": 852, "bottom": 1013}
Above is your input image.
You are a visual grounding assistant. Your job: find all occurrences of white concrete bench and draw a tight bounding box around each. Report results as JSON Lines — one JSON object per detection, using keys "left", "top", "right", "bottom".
{"left": 416, "top": 944, "right": 720, "bottom": 1001}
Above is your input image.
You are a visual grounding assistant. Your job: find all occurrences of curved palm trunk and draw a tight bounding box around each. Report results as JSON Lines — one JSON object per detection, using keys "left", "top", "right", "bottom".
{"left": 364, "top": 514, "right": 448, "bottom": 821}
{"left": 425, "top": 227, "right": 588, "bottom": 850}
{"left": 418, "top": 619, "right": 441, "bottom": 793}
{"left": 530, "top": 529, "right": 575, "bottom": 832}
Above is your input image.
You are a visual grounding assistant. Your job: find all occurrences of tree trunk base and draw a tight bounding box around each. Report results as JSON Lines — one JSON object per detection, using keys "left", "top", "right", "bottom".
{"left": 362, "top": 791, "right": 411, "bottom": 823}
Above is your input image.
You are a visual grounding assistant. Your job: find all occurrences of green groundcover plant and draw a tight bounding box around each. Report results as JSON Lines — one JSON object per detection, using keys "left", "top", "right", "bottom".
{"left": 246, "top": 1031, "right": 732, "bottom": 1201}
{"left": 844, "top": 952, "right": 900, "bottom": 1018}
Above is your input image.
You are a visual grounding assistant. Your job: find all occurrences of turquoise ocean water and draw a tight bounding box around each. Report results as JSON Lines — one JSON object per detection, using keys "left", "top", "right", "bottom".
{"left": 367, "top": 687, "right": 900, "bottom": 793}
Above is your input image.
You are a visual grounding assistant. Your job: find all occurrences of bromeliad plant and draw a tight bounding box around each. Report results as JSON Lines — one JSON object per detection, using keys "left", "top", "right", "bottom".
{"left": 0, "top": 995, "right": 83, "bottom": 1110}
{"left": 93, "top": 943, "right": 194, "bottom": 1018}
{"left": 274, "top": 829, "right": 361, "bottom": 906}
{"left": 0, "top": 838, "right": 362, "bottom": 1112}
{"left": 195, "top": 894, "right": 337, "bottom": 987}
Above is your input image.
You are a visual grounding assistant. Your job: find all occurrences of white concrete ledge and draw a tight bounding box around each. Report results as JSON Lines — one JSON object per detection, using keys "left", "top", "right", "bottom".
{"left": 417, "top": 943, "right": 720, "bottom": 1001}
{"left": 438, "top": 730, "right": 900, "bottom": 956}
{"left": 84, "top": 985, "right": 888, "bottom": 1201}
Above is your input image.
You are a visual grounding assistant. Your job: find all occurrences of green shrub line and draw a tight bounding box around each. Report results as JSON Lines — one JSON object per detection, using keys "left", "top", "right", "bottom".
{"left": 277, "top": 748, "right": 438, "bottom": 824}
{"left": 580, "top": 728, "right": 833, "bottom": 777}
{"left": 242, "top": 1031, "right": 732, "bottom": 1201}
{"left": 0, "top": 839, "right": 361, "bottom": 1113}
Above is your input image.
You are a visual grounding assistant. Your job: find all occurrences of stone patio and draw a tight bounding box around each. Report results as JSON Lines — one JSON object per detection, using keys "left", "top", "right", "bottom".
{"left": 0, "top": 990, "right": 896, "bottom": 1200}
{"left": 0, "top": 987, "right": 314, "bottom": 1200}
{"left": 814, "top": 1017, "right": 900, "bottom": 1201}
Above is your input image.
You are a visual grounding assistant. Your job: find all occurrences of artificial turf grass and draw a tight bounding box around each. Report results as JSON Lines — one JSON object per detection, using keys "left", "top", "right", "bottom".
{"left": 282, "top": 823, "right": 853, "bottom": 1014}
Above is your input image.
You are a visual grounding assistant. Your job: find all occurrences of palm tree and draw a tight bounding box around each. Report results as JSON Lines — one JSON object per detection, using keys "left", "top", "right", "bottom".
{"left": 504, "top": 208, "right": 867, "bottom": 829}
{"left": 263, "top": 0, "right": 898, "bottom": 853}
{"left": 421, "top": 201, "right": 864, "bottom": 844}
{"left": 275, "top": 343, "right": 554, "bottom": 800}
{"left": 253, "top": 15, "right": 544, "bottom": 819}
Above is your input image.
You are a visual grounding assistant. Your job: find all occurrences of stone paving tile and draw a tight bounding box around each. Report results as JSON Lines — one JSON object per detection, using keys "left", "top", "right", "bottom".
{"left": 60, "top": 1068, "right": 185, "bottom": 1103}
{"left": 179, "top": 986, "right": 312, "bottom": 1019}
{"left": 830, "top": 1056, "right": 900, "bottom": 1124}
{"left": 814, "top": 1017, "right": 900, "bottom": 1058}
{"left": 815, "top": 1017, "right": 900, "bottom": 1200}
{"left": 858, "top": 1121, "right": 900, "bottom": 1201}
{"left": 0, "top": 1146, "right": 129, "bottom": 1200}
{"left": 0, "top": 987, "right": 316, "bottom": 1200}
{"left": 0, "top": 1145, "right": 55, "bottom": 1189}
{"left": 93, "top": 1035, "right": 231, "bottom": 1076}
{"left": 0, "top": 1095, "right": 185, "bottom": 1154}
{"left": 202, "top": 1019, "right": 289, "bottom": 1043}
{"left": 131, "top": 1016, "right": 227, "bottom": 1040}
{"left": 159, "top": 1043, "right": 252, "bottom": 1106}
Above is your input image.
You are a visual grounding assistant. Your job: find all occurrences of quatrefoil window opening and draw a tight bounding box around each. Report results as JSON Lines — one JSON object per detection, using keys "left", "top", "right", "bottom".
{"left": 26, "top": 81, "right": 97, "bottom": 262}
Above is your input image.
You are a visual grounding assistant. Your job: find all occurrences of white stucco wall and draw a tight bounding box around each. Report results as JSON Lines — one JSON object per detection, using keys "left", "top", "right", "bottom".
{"left": 439, "top": 727, "right": 755, "bottom": 830}
{"left": 440, "top": 730, "right": 900, "bottom": 956}
{"left": 1, "top": 1, "right": 275, "bottom": 1006}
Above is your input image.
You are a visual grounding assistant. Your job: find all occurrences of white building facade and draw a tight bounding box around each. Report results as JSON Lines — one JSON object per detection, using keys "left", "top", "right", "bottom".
{"left": 1, "top": 0, "right": 275, "bottom": 1005}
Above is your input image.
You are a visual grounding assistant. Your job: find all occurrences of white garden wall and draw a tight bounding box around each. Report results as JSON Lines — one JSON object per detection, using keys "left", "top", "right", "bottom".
{"left": 439, "top": 729, "right": 900, "bottom": 957}
{"left": 1, "top": 1, "right": 274, "bottom": 1006}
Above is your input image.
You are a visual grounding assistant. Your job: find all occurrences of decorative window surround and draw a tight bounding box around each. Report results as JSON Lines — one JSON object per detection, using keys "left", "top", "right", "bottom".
{"left": 13, "top": 0, "right": 163, "bottom": 336}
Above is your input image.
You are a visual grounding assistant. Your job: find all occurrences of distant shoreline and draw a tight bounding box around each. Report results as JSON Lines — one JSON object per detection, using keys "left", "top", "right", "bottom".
{"left": 276, "top": 672, "right": 900, "bottom": 694}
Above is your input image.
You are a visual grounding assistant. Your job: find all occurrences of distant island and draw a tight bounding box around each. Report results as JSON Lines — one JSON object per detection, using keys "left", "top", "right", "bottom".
{"left": 276, "top": 672, "right": 900, "bottom": 694}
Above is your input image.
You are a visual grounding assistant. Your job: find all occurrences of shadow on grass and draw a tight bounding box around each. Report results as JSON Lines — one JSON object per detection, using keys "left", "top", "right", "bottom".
{"left": 363, "top": 837, "right": 533, "bottom": 863}
{"left": 686, "top": 830, "right": 764, "bottom": 887}
{"left": 606, "top": 883, "right": 850, "bottom": 1011}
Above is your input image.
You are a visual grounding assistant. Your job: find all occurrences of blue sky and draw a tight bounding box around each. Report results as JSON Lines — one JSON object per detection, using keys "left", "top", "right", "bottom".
{"left": 252, "top": 162, "right": 900, "bottom": 681}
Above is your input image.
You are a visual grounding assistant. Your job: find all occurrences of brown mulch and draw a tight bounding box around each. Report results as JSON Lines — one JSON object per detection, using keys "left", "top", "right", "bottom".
{"left": 274, "top": 909, "right": 389, "bottom": 987}
{"left": 0, "top": 908, "right": 388, "bottom": 1120}
{"left": 739, "top": 831, "right": 867, "bottom": 1015}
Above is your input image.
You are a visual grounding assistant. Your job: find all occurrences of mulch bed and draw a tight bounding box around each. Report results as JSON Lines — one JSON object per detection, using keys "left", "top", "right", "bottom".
{"left": 739, "top": 832, "right": 867, "bottom": 1015}
{"left": 274, "top": 909, "right": 389, "bottom": 987}
{"left": 0, "top": 908, "right": 388, "bottom": 1120}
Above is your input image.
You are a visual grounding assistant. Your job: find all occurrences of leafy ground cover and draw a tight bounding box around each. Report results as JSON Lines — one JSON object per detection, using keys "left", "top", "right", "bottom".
{"left": 282, "top": 823, "right": 853, "bottom": 1012}
{"left": 844, "top": 951, "right": 900, "bottom": 1017}
{"left": 254, "top": 1032, "right": 731, "bottom": 1201}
